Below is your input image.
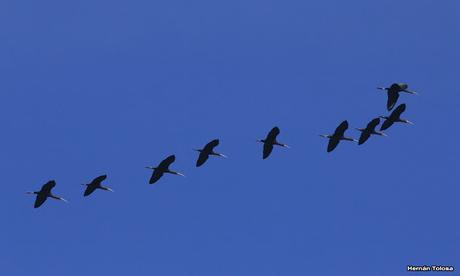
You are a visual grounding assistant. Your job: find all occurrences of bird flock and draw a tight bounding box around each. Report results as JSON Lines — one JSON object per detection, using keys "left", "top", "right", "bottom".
{"left": 26, "top": 83, "right": 417, "bottom": 208}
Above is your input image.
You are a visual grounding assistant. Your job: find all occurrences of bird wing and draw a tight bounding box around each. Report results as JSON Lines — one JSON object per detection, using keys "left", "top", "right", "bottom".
{"left": 397, "top": 83, "right": 408, "bottom": 90}
{"left": 90, "top": 174, "right": 107, "bottom": 186}
{"left": 327, "top": 137, "right": 340, "bottom": 152}
{"left": 263, "top": 143, "right": 274, "bottom": 159}
{"left": 333, "top": 121, "right": 348, "bottom": 136}
{"left": 34, "top": 193, "right": 48, "bottom": 208}
{"left": 40, "top": 180, "right": 56, "bottom": 193}
{"left": 366, "top": 118, "right": 380, "bottom": 131}
{"left": 203, "top": 139, "right": 219, "bottom": 152}
{"left": 380, "top": 119, "right": 393, "bottom": 131}
{"left": 392, "top": 103, "right": 406, "bottom": 118}
{"left": 149, "top": 170, "right": 164, "bottom": 184}
{"left": 387, "top": 91, "right": 399, "bottom": 111}
{"left": 84, "top": 185, "right": 97, "bottom": 197}
{"left": 158, "top": 155, "right": 176, "bottom": 170}
{"left": 358, "top": 132, "right": 371, "bottom": 145}
{"left": 265, "top": 127, "right": 280, "bottom": 143}
{"left": 196, "top": 151, "right": 209, "bottom": 167}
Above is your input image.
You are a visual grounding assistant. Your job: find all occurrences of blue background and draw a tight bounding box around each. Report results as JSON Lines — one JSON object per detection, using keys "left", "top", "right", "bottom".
{"left": 1, "top": 0, "right": 458, "bottom": 275}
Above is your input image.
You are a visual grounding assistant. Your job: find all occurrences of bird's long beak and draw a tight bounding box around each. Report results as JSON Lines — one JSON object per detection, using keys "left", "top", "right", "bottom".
{"left": 319, "top": 134, "right": 329, "bottom": 139}
{"left": 106, "top": 187, "right": 115, "bottom": 192}
{"left": 380, "top": 132, "right": 388, "bottom": 137}
{"left": 25, "top": 191, "right": 35, "bottom": 195}
{"left": 218, "top": 153, "right": 228, "bottom": 158}
{"left": 355, "top": 128, "right": 363, "bottom": 132}
{"left": 377, "top": 87, "right": 387, "bottom": 91}
{"left": 406, "top": 120, "right": 414, "bottom": 125}
{"left": 175, "top": 172, "right": 186, "bottom": 177}
{"left": 282, "top": 144, "right": 291, "bottom": 149}
{"left": 145, "top": 166, "right": 156, "bottom": 170}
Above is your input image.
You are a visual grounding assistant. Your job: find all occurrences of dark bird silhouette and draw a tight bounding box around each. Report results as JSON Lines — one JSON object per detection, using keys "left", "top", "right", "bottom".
{"left": 26, "top": 180, "right": 68, "bottom": 208}
{"left": 380, "top": 103, "right": 413, "bottom": 131}
{"left": 194, "top": 139, "right": 227, "bottom": 167}
{"left": 82, "top": 174, "right": 113, "bottom": 197}
{"left": 377, "top": 83, "right": 417, "bottom": 111}
{"left": 356, "top": 118, "right": 387, "bottom": 145}
{"left": 145, "top": 155, "right": 185, "bottom": 184}
{"left": 320, "top": 120, "right": 357, "bottom": 152}
{"left": 257, "top": 127, "right": 290, "bottom": 159}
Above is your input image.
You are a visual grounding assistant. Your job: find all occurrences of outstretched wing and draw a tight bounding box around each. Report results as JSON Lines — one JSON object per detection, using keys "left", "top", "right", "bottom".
{"left": 149, "top": 170, "right": 164, "bottom": 184}
{"left": 366, "top": 118, "right": 380, "bottom": 131}
{"left": 90, "top": 174, "right": 107, "bottom": 186}
{"left": 387, "top": 91, "right": 399, "bottom": 111}
{"left": 203, "top": 139, "right": 219, "bottom": 153}
{"left": 34, "top": 193, "right": 48, "bottom": 208}
{"left": 263, "top": 143, "right": 274, "bottom": 159}
{"left": 327, "top": 137, "right": 340, "bottom": 152}
{"left": 333, "top": 121, "right": 348, "bottom": 137}
{"left": 265, "top": 127, "right": 280, "bottom": 143}
{"left": 40, "top": 180, "right": 56, "bottom": 194}
{"left": 391, "top": 103, "right": 406, "bottom": 118}
{"left": 397, "top": 83, "right": 408, "bottom": 90}
{"left": 196, "top": 152, "right": 210, "bottom": 167}
{"left": 158, "top": 155, "right": 176, "bottom": 170}
{"left": 380, "top": 119, "right": 393, "bottom": 131}
{"left": 84, "top": 185, "right": 97, "bottom": 197}
{"left": 358, "top": 132, "right": 371, "bottom": 145}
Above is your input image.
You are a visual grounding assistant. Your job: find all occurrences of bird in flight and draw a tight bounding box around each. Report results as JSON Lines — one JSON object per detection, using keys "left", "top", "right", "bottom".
{"left": 145, "top": 155, "right": 185, "bottom": 184}
{"left": 356, "top": 118, "right": 387, "bottom": 145}
{"left": 320, "top": 120, "right": 357, "bottom": 152}
{"left": 377, "top": 83, "right": 417, "bottom": 111}
{"left": 26, "top": 180, "right": 68, "bottom": 208}
{"left": 380, "top": 103, "right": 413, "bottom": 131}
{"left": 82, "top": 174, "right": 113, "bottom": 197}
{"left": 194, "top": 139, "right": 227, "bottom": 167}
{"left": 257, "top": 126, "right": 290, "bottom": 159}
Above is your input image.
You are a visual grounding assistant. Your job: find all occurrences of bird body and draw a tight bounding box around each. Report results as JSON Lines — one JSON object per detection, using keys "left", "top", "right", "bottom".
{"left": 82, "top": 174, "right": 113, "bottom": 197}
{"left": 257, "top": 127, "right": 290, "bottom": 159}
{"left": 380, "top": 103, "right": 413, "bottom": 131}
{"left": 377, "top": 83, "right": 417, "bottom": 111}
{"left": 320, "top": 120, "right": 357, "bottom": 152}
{"left": 195, "top": 139, "right": 227, "bottom": 167}
{"left": 356, "top": 118, "right": 387, "bottom": 145}
{"left": 26, "top": 180, "right": 67, "bottom": 208}
{"left": 146, "top": 155, "right": 185, "bottom": 184}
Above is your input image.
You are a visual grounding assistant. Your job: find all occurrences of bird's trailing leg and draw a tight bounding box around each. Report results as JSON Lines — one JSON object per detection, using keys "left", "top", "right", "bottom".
{"left": 275, "top": 142, "right": 290, "bottom": 149}
{"left": 166, "top": 170, "right": 186, "bottom": 177}
{"left": 342, "top": 137, "right": 358, "bottom": 142}
{"left": 212, "top": 152, "right": 228, "bottom": 158}
{"left": 402, "top": 89, "right": 418, "bottom": 95}
{"left": 101, "top": 186, "right": 114, "bottom": 192}
{"left": 50, "top": 195, "right": 68, "bottom": 203}
{"left": 401, "top": 119, "right": 414, "bottom": 125}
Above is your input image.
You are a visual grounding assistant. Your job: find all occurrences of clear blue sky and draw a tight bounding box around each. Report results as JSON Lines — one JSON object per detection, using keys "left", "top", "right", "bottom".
{"left": 1, "top": 0, "right": 459, "bottom": 275}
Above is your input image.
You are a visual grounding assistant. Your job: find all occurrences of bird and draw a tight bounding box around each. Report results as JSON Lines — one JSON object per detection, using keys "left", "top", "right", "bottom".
{"left": 320, "top": 120, "right": 357, "bottom": 152}
{"left": 194, "top": 139, "right": 227, "bottom": 167}
{"left": 82, "top": 174, "right": 113, "bottom": 197}
{"left": 380, "top": 103, "right": 413, "bottom": 131}
{"left": 355, "top": 118, "right": 387, "bottom": 145}
{"left": 377, "top": 83, "right": 417, "bottom": 111}
{"left": 257, "top": 126, "right": 290, "bottom": 159}
{"left": 145, "top": 155, "right": 185, "bottom": 184}
{"left": 26, "top": 180, "right": 68, "bottom": 208}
